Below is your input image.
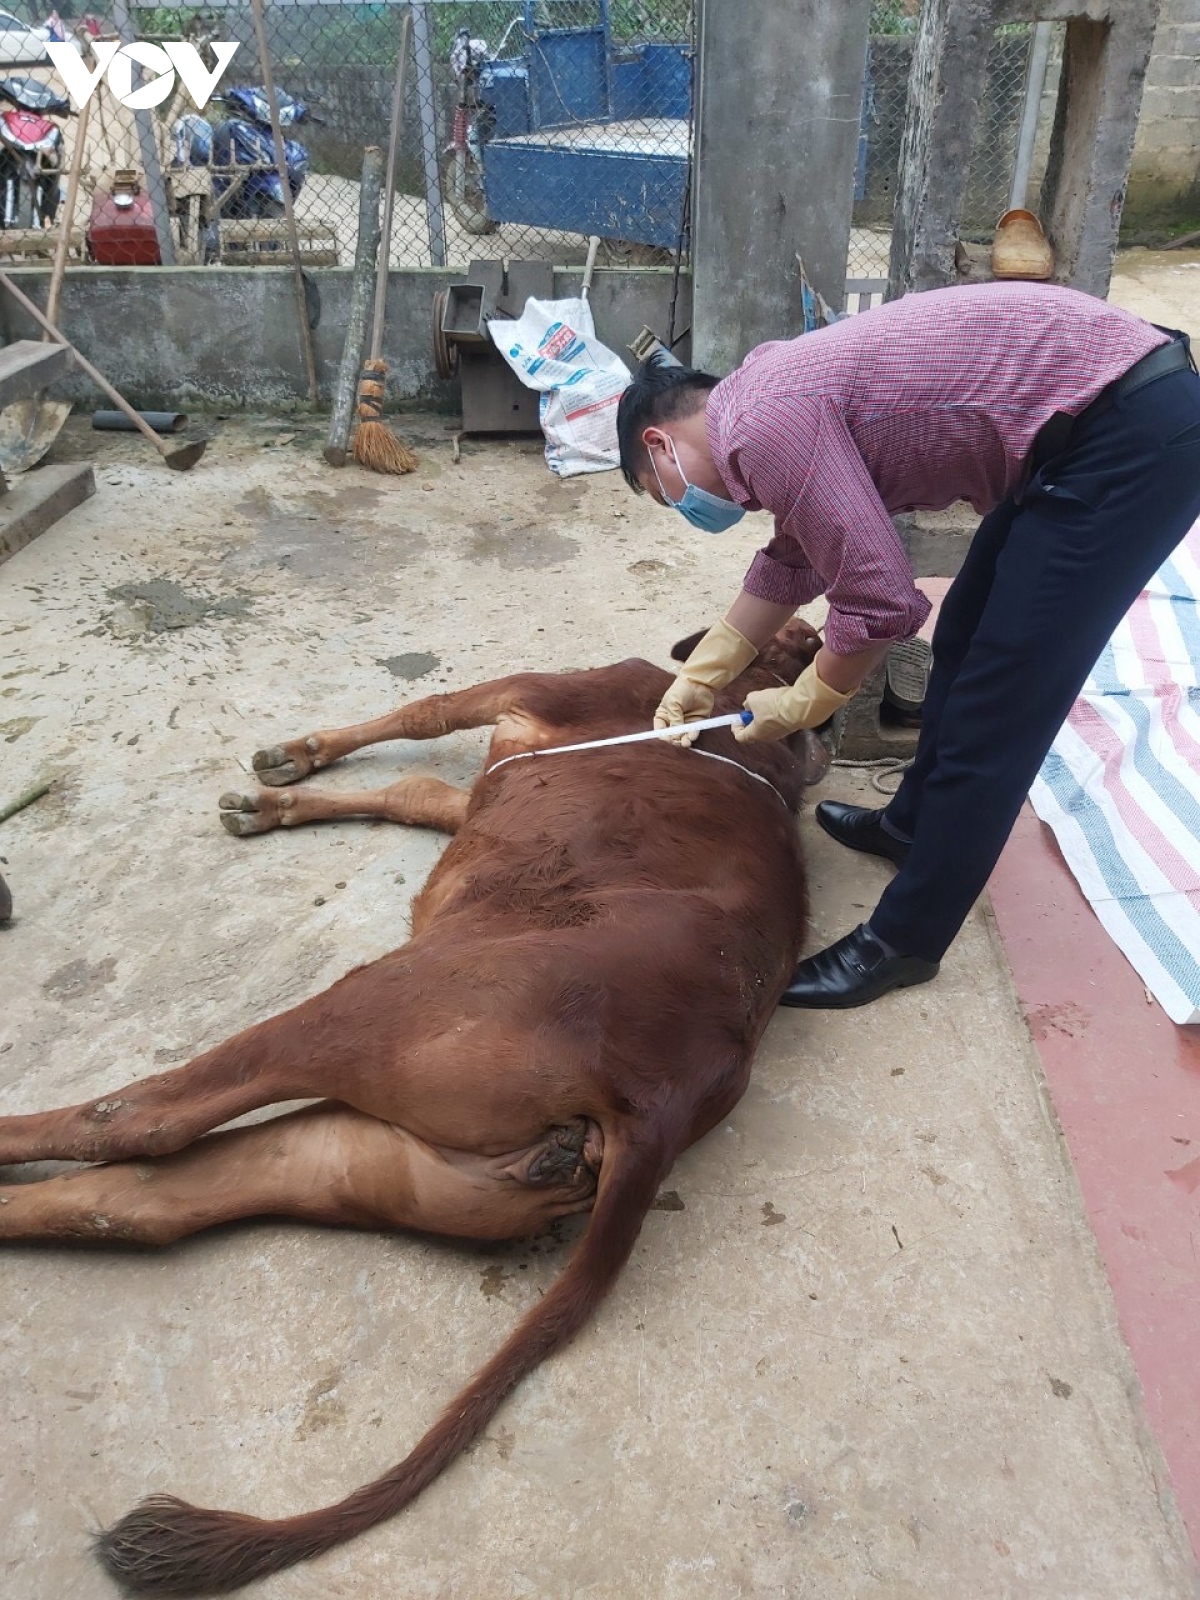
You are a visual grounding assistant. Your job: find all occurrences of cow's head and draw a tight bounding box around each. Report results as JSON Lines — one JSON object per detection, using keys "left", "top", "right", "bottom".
{"left": 669, "top": 616, "right": 823, "bottom": 681}
{"left": 670, "top": 617, "right": 830, "bottom": 786}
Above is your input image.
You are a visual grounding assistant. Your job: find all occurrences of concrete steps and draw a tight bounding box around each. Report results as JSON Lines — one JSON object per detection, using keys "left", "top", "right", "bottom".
{"left": 0, "top": 463, "right": 96, "bottom": 566}
{"left": 0, "top": 340, "right": 72, "bottom": 410}
{"left": 0, "top": 337, "right": 95, "bottom": 566}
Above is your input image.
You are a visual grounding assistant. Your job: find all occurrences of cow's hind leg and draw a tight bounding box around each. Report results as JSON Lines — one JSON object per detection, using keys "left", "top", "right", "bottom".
{"left": 0, "top": 1105, "right": 599, "bottom": 1245}
{"left": 219, "top": 773, "right": 470, "bottom": 838}
{"left": 0, "top": 1010, "right": 323, "bottom": 1167}
{"left": 251, "top": 676, "right": 540, "bottom": 786}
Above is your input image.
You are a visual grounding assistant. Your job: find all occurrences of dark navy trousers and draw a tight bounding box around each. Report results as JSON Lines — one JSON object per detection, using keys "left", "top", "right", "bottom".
{"left": 870, "top": 365, "right": 1200, "bottom": 964}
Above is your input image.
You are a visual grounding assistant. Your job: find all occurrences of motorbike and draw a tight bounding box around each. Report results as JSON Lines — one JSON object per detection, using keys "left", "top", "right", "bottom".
{"left": 210, "top": 84, "right": 310, "bottom": 219}
{"left": 443, "top": 25, "right": 505, "bottom": 235}
{"left": 171, "top": 84, "right": 311, "bottom": 260}
{"left": 0, "top": 75, "right": 71, "bottom": 231}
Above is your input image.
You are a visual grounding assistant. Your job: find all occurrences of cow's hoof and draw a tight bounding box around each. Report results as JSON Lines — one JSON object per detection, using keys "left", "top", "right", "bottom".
{"left": 219, "top": 792, "right": 276, "bottom": 836}
{"left": 251, "top": 741, "right": 315, "bottom": 786}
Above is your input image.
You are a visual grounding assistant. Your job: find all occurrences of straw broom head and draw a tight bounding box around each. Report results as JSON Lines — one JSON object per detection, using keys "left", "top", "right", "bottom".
{"left": 353, "top": 359, "right": 419, "bottom": 474}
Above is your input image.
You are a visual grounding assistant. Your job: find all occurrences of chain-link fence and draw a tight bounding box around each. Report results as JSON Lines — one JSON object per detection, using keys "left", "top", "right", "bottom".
{"left": 0, "top": 0, "right": 694, "bottom": 270}
{"left": 849, "top": 5, "right": 1043, "bottom": 282}
{"left": 0, "top": 0, "right": 1059, "bottom": 296}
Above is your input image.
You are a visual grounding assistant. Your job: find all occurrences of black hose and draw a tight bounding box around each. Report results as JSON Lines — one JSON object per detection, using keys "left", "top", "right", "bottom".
{"left": 92, "top": 410, "right": 187, "bottom": 433}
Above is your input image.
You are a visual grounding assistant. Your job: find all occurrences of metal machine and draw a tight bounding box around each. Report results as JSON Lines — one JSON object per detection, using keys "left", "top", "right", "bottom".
{"left": 432, "top": 258, "right": 552, "bottom": 434}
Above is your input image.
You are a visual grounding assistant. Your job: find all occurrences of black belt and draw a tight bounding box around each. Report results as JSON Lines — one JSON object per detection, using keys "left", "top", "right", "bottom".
{"left": 1030, "top": 327, "right": 1196, "bottom": 471}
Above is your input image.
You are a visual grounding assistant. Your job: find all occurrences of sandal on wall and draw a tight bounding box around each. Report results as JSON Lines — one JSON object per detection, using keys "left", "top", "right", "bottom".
{"left": 991, "top": 208, "right": 1054, "bottom": 281}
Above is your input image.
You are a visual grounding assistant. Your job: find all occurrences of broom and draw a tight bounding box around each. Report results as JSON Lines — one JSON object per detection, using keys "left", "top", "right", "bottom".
{"left": 354, "top": 8, "right": 418, "bottom": 475}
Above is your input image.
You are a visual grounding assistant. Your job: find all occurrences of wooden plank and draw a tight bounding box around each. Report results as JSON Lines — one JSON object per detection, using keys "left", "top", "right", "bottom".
{"left": 167, "top": 168, "right": 214, "bottom": 199}
{"left": 219, "top": 220, "right": 336, "bottom": 245}
{"left": 223, "top": 248, "right": 339, "bottom": 267}
{"left": 844, "top": 275, "right": 887, "bottom": 316}
{"left": 0, "top": 228, "right": 86, "bottom": 260}
{"left": 0, "top": 341, "right": 73, "bottom": 410}
{"left": 0, "top": 462, "right": 96, "bottom": 568}
{"left": 219, "top": 215, "right": 340, "bottom": 266}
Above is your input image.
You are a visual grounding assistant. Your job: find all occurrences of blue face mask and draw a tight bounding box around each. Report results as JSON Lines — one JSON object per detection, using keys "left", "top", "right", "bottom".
{"left": 651, "top": 437, "right": 745, "bottom": 534}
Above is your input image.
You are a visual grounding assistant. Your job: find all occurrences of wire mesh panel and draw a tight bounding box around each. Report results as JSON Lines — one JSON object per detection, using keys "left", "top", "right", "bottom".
{"left": 0, "top": 0, "right": 695, "bottom": 271}
{"left": 849, "top": 2, "right": 1038, "bottom": 283}
{"left": 0, "top": 2, "right": 1050, "bottom": 291}
{"left": 849, "top": 19, "right": 914, "bottom": 280}
{"left": 962, "top": 25, "right": 1034, "bottom": 235}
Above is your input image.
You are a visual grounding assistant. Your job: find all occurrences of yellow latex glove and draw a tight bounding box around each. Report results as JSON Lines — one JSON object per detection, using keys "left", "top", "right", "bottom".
{"left": 733, "top": 661, "right": 854, "bottom": 743}
{"left": 654, "top": 619, "right": 759, "bottom": 746}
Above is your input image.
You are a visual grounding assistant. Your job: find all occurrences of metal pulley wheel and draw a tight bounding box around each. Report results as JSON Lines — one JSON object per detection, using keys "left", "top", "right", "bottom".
{"left": 432, "top": 289, "right": 459, "bottom": 380}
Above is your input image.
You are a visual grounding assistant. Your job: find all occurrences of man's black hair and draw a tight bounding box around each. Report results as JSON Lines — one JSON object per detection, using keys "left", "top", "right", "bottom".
{"left": 616, "top": 357, "right": 719, "bottom": 493}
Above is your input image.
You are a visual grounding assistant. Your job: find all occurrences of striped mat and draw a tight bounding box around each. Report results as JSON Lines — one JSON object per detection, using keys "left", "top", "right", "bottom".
{"left": 1029, "top": 522, "right": 1200, "bottom": 1024}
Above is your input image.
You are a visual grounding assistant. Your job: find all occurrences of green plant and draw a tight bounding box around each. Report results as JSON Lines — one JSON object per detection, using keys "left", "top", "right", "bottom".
{"left": 135, "top": 5, "right": 212, "bottom": 36}
{"left": 870, "top": 0, "right": 919, "bottom": 36}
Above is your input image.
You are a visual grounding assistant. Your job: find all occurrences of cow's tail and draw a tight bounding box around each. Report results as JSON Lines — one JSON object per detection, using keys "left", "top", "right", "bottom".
{"left": 94, "top": 1120, "right": 669, "bottom": 1596}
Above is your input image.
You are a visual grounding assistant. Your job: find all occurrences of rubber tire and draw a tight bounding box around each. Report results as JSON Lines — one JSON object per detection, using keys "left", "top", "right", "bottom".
{"left": 439, "top": 150, "right": 498, "bottom": 236}
{"left": 37, "top": 177, "right": 60, "bottom": 228}
{"left": 431, "top": 288, "right": 458, "bottom": 380}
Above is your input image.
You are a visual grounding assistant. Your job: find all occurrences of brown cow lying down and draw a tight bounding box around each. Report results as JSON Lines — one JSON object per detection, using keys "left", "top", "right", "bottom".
{"left": 0, "top": 620, "right": 825, "bottom": 1595}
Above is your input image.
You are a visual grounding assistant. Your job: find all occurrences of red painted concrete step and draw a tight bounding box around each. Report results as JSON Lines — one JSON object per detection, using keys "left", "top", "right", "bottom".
{"left": 990, "top": 807, "right": 1200, "bottom": 1562}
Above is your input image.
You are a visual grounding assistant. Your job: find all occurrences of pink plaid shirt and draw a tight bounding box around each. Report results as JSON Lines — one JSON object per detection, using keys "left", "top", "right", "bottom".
{"left": 706, "top": 282, "right": 1167, "bottom": 654}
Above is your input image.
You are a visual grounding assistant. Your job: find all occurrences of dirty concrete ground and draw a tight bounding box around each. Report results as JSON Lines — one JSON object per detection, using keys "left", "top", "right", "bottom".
{"left": 2, "top": 360, "right": 1198, "bottom": 1598}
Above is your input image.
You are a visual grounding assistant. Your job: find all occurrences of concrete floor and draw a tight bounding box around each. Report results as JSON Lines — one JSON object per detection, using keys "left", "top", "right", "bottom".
{"left": 1, "top": 388, "right": 1197, "bottom": 1595}
{"left": 992, "top": 808, "right": 1200, "bottom": 1566}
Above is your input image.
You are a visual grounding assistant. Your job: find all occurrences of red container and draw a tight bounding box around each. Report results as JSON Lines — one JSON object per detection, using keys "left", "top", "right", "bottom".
{"left": 87, "top": 184, "right": 161, "bottom": 266}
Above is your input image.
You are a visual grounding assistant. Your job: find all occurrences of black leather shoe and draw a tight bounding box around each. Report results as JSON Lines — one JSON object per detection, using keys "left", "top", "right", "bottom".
{"left": 779, "top": 925, "right": 939, "bottom": 1010}
{"left": 815, "top": 800, "right": 911, "bottom": 867}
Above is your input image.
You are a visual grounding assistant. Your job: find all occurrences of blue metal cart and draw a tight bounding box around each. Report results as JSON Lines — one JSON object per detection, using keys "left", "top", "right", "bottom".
{"left": 436, "top": 1, "right": 869, "bottom": 260}
{"left": 454, "top": 2, "right": 693, "bottom": 252}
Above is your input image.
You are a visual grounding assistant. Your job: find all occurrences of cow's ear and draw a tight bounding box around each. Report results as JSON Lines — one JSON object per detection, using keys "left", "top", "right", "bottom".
{"left": 787, "top": 727, "right": 832, "bottom": 785}
{"left": 670, "top": 629, "right": 707, "bottom": 662}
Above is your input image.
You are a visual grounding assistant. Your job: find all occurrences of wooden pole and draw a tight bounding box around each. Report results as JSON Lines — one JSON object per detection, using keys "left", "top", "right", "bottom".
{"left": 0, "top": 779, "right": 53, "bottom": 825}
{"left": 248, "top": 0, "right": 320, "bottom": 404}
{"left": 325, "top": 146, "right": 384, "bottom": 467}
{"left": 44, "top": 96, "right": 91, "bottom": 333}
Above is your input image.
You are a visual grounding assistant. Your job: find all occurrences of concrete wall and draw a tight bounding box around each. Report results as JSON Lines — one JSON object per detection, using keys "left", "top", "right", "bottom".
{"left": 889, "top": 0, "right": 999, "bottom": 296}
{"left": 690, "top": 0, "right": 871, "bottom": 373}
{"left": 0, "top": 266, "right": 691, "bottom": 412}
{"left": 1126, "top": 0, "right": 1200, "bottom": 232}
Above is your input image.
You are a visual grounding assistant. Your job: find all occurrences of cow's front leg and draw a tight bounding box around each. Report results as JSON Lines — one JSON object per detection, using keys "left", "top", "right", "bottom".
{"left": 219, "top": 774, "right": 470, "bottom": 837}
{"left": 0, "top": 1106, "right": 601, "bottom": 1245}
{"left": 250, "top": 675, "right": 542, "bottom": 786}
